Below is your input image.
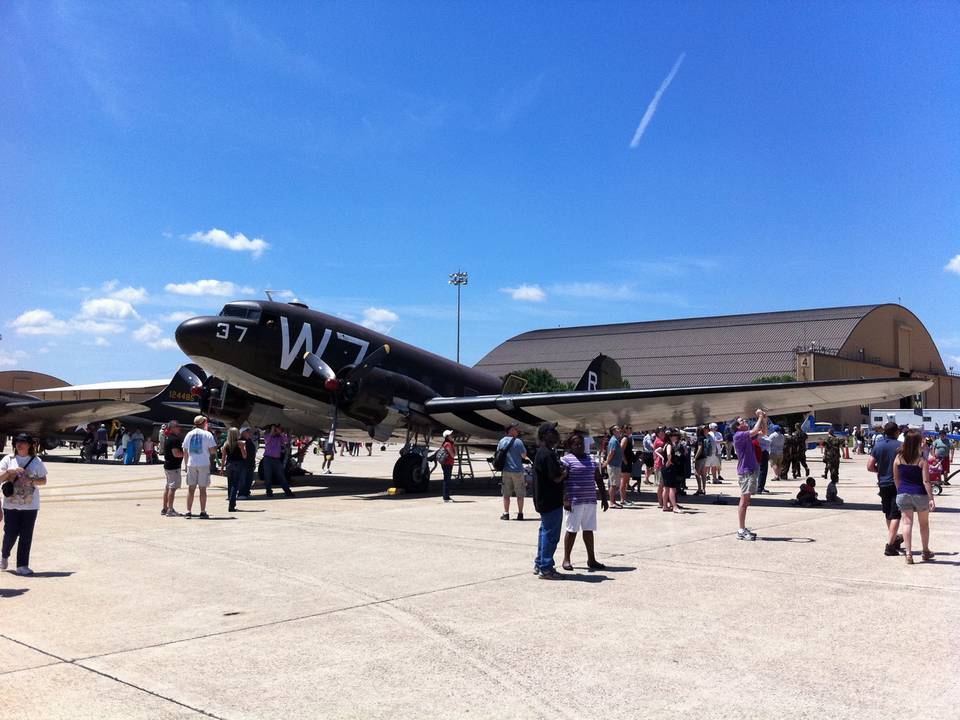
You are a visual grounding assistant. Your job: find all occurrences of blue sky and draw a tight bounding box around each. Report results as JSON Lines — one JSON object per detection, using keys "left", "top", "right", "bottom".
{"left": 2, "top": 1, "right": 959, "bottom": 383}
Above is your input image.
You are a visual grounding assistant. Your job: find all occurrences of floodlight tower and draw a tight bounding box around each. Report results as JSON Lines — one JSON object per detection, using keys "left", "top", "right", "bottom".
{"left": 448, "top": 270, "right": 468, "bottom": 364}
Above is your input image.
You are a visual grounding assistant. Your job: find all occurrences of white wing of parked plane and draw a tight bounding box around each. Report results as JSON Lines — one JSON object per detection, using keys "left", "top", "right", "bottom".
{"left": 424, "top": 377, "right": 933, "bottom": 439}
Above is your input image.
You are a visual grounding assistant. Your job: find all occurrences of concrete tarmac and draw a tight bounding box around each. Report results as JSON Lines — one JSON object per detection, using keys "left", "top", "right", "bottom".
{"left": 2, "top": 446, "right": 958, "bottom": 719}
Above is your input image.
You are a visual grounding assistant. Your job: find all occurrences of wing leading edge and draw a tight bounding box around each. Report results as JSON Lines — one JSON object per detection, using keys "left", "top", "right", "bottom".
{"left": 1, "top": 399, "right": 150, "bottom": 434}
{"left": 424, "top": 377, "right": 932, "bottom": 439}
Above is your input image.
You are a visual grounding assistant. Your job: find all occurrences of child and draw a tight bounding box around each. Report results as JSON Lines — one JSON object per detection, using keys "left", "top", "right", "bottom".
{"left": 795, "top": 477, "right": 823, "bottom": 506}
{"left": 825, "top": 477, "right": 844, "bottom": 503}
{"left": 928, "top": 455, "right": 943, "bottom": 487}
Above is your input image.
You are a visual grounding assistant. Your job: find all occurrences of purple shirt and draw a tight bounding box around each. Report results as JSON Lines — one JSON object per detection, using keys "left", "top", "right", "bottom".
{"left": 897, "top": 463, "right": 926, "bottom": 495}
{"left": 734, "top": 429, "right": 758, "bottom": 475}
{"left": 264, "top": 433, "right": 286, "bottom": 459}
{"left": 561, "top": 452, "right": 598, "bottom": 506}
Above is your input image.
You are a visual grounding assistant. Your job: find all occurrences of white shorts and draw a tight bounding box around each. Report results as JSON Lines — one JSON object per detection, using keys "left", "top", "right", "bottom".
{"left": 164, "top": 468, "right": 182, "bottom": 490}
{"left": 705, "top": 456, "right": 720, "bottom": 468}
{"left": 186, "top": 465, "right": 211, "bottom": 487}
{"left": 606, "top": 465, "right": 622, "bottom": 489}
{"left": 563, "top": 503, "right": 598, "bottom": 533}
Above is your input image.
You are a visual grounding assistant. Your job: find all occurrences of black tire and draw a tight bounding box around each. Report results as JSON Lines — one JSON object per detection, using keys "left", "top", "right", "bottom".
{"left": 393, "top": 453, "right": 431, "bottom": 493}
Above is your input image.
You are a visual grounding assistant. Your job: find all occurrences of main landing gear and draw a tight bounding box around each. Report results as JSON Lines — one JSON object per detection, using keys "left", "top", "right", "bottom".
{"left": 392, "top": 428, "right": 433, "bottom": 493}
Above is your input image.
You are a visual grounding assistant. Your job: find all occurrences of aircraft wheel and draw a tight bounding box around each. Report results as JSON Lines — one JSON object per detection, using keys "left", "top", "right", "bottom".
{"left": 393, "top": 453, "right": 431, "bottom": 493}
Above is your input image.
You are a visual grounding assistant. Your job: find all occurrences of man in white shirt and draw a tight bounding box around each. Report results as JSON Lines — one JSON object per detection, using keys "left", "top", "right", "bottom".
{"left": 706, "top": 422, "right": 724, "bottom": 484}
{"left": 181, "top": 415, "right": 218, "bottom": 519}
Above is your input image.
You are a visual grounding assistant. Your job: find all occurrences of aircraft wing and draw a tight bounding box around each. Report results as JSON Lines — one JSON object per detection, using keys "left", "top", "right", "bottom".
{"left": 0, "top": 399, "right": 149, "bottom": 434}
{"left": 424, "top": 377, "right": 933, "bottom": 439}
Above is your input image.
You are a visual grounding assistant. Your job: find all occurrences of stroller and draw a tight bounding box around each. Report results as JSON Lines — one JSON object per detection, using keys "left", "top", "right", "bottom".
{"left": 929, "top": 457, "right": 944, "bottom": 496}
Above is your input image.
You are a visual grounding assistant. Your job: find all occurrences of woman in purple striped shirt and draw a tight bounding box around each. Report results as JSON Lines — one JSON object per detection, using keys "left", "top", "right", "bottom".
{"left": 559, "top": 432, "right": 609, "bottom": 571}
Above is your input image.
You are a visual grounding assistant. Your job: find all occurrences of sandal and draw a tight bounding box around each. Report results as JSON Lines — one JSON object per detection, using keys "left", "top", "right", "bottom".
{"left": 905, "top": 553, "right": 914, "bottom": 565}
{"left": 922, "top": 550, "right": 934, "bottom": 562}
{"left": 561, "top": 561, "right": 574, "bottom": 571}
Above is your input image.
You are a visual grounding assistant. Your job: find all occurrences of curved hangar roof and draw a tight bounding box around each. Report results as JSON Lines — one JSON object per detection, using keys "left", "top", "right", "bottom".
{"left": 474, "top": 304, "right": 945, "bottom": 389}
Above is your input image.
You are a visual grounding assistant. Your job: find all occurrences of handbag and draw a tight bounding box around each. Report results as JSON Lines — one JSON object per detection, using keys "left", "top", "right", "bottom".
{"left": 2, "top": 455, "right": 37, "bottom": 498}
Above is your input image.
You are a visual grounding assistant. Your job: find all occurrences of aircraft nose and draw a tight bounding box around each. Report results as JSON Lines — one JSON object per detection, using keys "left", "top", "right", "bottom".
{"left": 175, "top": 317, "right": 217, "bottom": 358}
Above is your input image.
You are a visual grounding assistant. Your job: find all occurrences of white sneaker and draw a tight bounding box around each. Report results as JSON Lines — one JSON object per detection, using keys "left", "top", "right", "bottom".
{"left": 15, "top": 566, "right": 33, "bottom": 576}
{"left": 0, "top": 557, "right": 7, "bottom": 570}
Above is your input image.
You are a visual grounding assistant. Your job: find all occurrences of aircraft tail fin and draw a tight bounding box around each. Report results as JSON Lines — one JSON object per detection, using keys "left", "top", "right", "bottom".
{"left": 574, "top": 355, "right": 623, "bottom": 391}
{"left": 143, "top": 364, "right": 206, "bottom": 412}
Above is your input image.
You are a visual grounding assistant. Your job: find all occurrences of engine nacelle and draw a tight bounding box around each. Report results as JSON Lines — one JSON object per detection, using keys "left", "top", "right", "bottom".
{"left": 341, "top": 368, "right": 437, "bottom": 426}
{"left": 199, "top": 379, "right": 255, "bottom": 427}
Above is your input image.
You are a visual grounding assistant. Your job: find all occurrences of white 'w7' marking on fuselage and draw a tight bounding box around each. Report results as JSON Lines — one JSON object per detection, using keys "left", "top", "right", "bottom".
{"left": 279, "top": 317, "right": 369, "bottom": 377}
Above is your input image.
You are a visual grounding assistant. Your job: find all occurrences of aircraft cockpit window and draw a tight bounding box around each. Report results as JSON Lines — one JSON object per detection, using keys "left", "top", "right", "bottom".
{"left": 220, "top": 305, "right": 262, "bottom": 322}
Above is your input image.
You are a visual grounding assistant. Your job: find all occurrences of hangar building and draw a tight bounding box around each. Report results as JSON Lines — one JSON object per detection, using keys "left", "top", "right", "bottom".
{"left": 475, "top": 304, "right": 960, "bottom": 426}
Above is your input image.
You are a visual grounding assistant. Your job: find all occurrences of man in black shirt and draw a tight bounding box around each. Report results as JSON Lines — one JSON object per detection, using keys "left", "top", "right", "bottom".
{"left": 162, "top": 421, "right": 184, "bottom": 517}
{"left": 533, "top": 422, "right": 565, "bottom": 579}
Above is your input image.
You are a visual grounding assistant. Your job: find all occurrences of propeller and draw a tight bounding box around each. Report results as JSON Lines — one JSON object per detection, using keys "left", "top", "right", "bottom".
{"left": 303, "top": 345, "right": 390, "bottom": 445}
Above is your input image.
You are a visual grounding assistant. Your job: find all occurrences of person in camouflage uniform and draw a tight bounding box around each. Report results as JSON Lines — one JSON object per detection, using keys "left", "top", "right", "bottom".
{"left": 793, "top": 422, "right": 811, "bottom": 477}
{"left": 822, "top": 428, "right": 842, "bottom": 482}
{"left": 780, "top": 431, "right": 795, "bottom": 480}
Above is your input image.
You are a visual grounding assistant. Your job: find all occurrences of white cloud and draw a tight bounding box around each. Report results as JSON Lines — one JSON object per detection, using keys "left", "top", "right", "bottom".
{"left": 74, "top": 320, "right": 125, "bottom": 334}
{"left": 160, "top": 311, "right": 194, "bottom": 323}
{"left": 94, "top": 337, "right": 110, "bottom": 347}
{"left": 551, "top": 282, "right": 637, "bottom": 300}
{"left": 11, "top": 309, "right": 124, "bottom": 336}
{"left": 81, "top": 297, "right": 140, "bottom": 319}
{"left": 361, "top": 307, "right": 399, "bottom": 333}
{"left": 148, "top": 338, "right": 179, "bottom": 351}
{"left": 132, "top": 323, "right": 177, "bottom": 351}
{"left": 0, "top": 349, "right": 26, "bottom": 367}
{"left": 165, "top": 279, "right": 255, "bottom": 297}
{"left": 11, "top": 309, "right": 70, "bottom": 335}
{"left": 109, "top": 286, "right": 148, "bottom": 303}
{"left": 501, "top": 284, "right": 546, "bottom": 302}
{"left": 100, "top": 279, "right": 119, "bottom": 293}
{"left": 629, "top": 52, "right": 686, "bottom": 149}
{"left": 133, "top": 323, "right": 164, "bottom": 343}
{"left": 187, "top": 228, "right": 270, "bottom": 259}
{"left": 945, "top": 255, "right": 960, "bottom": 275}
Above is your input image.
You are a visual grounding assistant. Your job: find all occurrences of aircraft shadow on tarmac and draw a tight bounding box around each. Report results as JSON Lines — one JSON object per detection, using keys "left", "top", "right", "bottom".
{"left": 255, "top": 473, "right": 503, "bottom": 500}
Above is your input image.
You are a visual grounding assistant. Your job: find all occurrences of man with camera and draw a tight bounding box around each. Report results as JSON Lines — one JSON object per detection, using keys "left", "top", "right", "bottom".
{"left": 732, "top": 410, "right": 768, "bottom": 541}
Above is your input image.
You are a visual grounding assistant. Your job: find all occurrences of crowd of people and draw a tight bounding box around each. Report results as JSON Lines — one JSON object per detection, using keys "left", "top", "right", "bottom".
{"left": 1, "top": 412, "right": 954, "bottom": 577}
{"left": 455, "top": 415, "right": 955, "bottom": 579}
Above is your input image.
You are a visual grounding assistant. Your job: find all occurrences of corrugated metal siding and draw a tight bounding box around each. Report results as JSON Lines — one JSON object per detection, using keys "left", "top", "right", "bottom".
{"left": 475, "top": 305, "right": 877, "bottom": 388}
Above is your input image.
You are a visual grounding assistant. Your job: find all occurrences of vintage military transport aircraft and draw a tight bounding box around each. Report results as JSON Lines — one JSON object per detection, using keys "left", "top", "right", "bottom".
{"left": 175, "top": 299, "right": 932, "bottom": 492}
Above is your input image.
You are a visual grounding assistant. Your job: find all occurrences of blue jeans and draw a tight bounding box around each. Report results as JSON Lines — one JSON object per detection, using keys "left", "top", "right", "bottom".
{"left": 262, "top": 456, "right": 291, "bottom": 494}
{"left": 239, "top": 465, "right": 254, "bottom": 496}
{"left": 535, "top": 507, "right": 563, "bottom": 572}
{"left": 441, "top": 463, "right": 452, "bottom": 500}
{"left": 757, "top": 451, "right": 770, "bottom": 493}
{"left": 226, "top": 461, "right": 244, "bottom": 507}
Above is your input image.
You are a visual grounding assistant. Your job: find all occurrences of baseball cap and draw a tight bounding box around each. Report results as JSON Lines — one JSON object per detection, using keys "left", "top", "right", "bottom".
{"left": 709, "top": 422, "right": 717, "bottom": 429}
{"left": 240, "top": 426, "right": 252, "bottom": 434}
{"left": 442, "top": 429, "right": 454, "bottom": 438}
{"left": 12, "top": 432, "right": 32, "bottom": 444}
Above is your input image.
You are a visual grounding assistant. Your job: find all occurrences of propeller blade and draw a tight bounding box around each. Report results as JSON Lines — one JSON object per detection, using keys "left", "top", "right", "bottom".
{"left": 303, "top": 352, "right": 337, "bottom": 382}
{"left": 347, "top": 344, "right": 390, "bottom": 383}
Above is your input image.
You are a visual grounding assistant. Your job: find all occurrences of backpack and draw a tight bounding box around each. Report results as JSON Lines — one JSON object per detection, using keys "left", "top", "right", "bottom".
{"left": 436, "top": 443, "right": 450, "bottom": 464}
{"left": 493, "top": 437, "right": 517, "bottom": 472}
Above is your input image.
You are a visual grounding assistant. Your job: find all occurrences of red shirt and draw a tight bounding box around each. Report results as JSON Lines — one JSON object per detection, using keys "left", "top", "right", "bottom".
{"left": 441, "top": 439, "right": 456, "bottom": 466}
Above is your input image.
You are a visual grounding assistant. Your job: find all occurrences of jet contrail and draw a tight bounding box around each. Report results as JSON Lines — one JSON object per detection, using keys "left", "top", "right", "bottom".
{"left": 629, "top": 52, "right": 686, "bottom": 149}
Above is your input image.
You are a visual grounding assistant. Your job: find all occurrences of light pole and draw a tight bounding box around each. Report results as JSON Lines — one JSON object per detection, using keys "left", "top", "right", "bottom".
{"left": 448, "top": 270, "right": 468, "bottom": 363}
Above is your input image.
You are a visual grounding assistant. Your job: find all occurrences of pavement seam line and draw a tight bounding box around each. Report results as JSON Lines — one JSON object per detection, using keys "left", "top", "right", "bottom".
{"left": 68, "top": 569, "right": 536, "bottom": 664}
{"left": 0, "top": 633, "right": 227, "bottom": 719}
